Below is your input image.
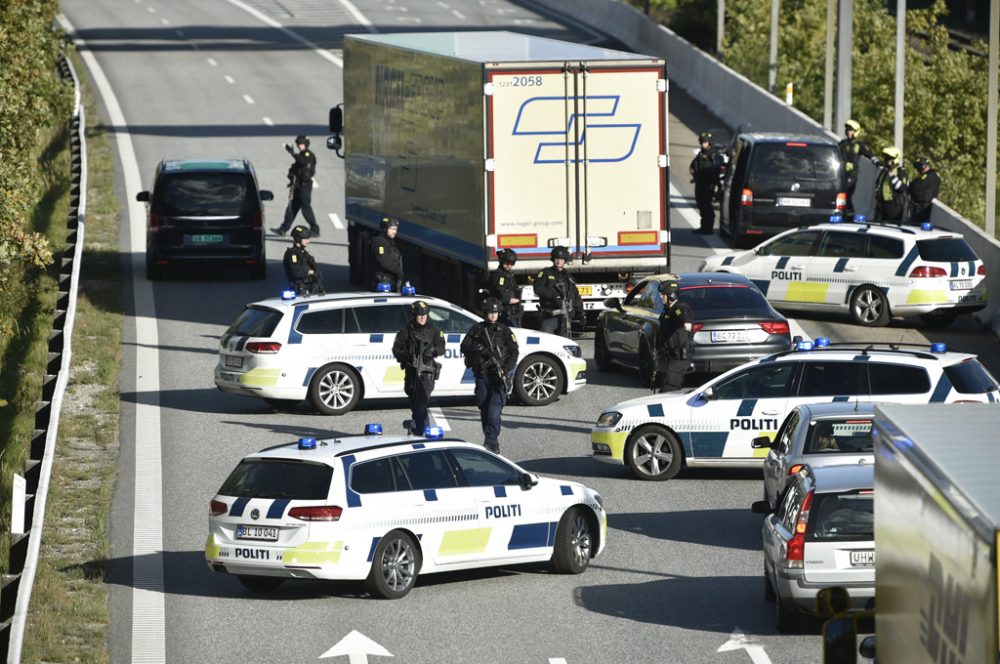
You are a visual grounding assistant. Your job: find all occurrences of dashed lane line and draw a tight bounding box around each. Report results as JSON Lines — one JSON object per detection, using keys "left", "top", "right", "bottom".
{"left": 328, "top": 213, "right": 344, "bottom": 230}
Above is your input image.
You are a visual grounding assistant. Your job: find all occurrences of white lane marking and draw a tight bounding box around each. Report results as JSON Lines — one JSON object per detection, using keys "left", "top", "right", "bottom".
{"left": 207, "top": 57, "right": 218, "bottom": 67}
{"left": 397, "top": 16, "right": 423, "bottom": 22}
{"left": 147, "top": 5, "right": 155, "bottom": 13}
{"left": 263, "top": 116, "right": 274, "bottom": 126}
{"left": 59, "top": 14, "right": 166, "bottom": 663}
{"left": 436, "top": 0, "right": 449, "bottom": 7}
{"left": 430, "top": 408, "right": 450, "bottom": 431}
{"left": 224, "top": 0, "right": 348, "bottom": 65}
{"left": 319, "top": 630, "right": 393, "bottom": 660}
{"left": 718, "top": 628, "right": 773, "bottom": 664}
{"left": 337, "top": 0, "right": 376, "bottom": 32}
{"left": 224, "top": 75, "right": 235, "bottom": 84}
{"left": 549, "top": 660, "right": 568, "bottom": 664}
{"left": 242, "top": 94, "right": 255, "bottom": 105}
{"left": 160, "top": 17, "right": 169, "bottom": 25}
{"left": 517, "top": 0, "right": 604, "bottom": 44}
{"left": 328, "top": 213, "right": 344, "bottom": 230}
{"left": 451, "top": 8, "right": 465, "bottom": 19}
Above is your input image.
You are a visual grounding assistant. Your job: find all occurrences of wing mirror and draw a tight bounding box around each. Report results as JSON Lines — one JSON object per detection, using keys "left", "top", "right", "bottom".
{"left": 750, "top": 500, "right": 772, "bottom": 514}
{"left": 327, "top": 104, "right": 344, "bottom": 158}
{"left": 603, "top": 297, "right": 623, "bottom": 311}
{"left": 519, "top": 472, "right": 539, "bottom": 491}
{"left": 701, "top": 386, "right": 715, "bottom": 401}
{"left": 136, "top": 191, "right": 150, "bottom": 202}
{"left": 259, "top": 190, "right": 274, "bottom": 202}
{"left": 750, "top": 435, "right": 774, "bottom": 450}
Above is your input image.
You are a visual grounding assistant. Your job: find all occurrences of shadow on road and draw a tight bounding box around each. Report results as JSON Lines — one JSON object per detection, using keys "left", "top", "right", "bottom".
{"left": 608, "top": 509, "right": 762, "bottom": 551}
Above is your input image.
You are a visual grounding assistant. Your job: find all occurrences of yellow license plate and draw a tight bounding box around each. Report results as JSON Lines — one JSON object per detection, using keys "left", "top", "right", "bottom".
{"left": 577, "top": 285, "right": 593, "bottom": 296}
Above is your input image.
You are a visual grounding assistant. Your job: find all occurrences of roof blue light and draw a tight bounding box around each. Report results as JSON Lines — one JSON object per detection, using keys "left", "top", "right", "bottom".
{"left": 931, "top": 342, "right": 947, "bottom": 353}
{"left": 401, "top": 282, "right": 416, "bottom": 296}
{"left": 796, "top": 340, "right": 814, "bottom": 351}
{"left": 814, "top": 337, "right": 830, "bottom": 348}
{"left": 281, "top": 290, "right": 297, "bottom": 300}
{"left": 828, "top": 214, "right": 843, "bottom": 223}
{"left": 298, "top": 437, "right": 317, "bottom": 450}
{"left": 424, "top": 426, "right": 445, "bottom": 439}
{"left": 364, "top": 423, "right": 383, "bottom": 436}
{"left": 854, "top": 214, "right": 868, "bottom": 223}
{"left": 921, "top": 222, "right": 934, "bottom": 231}
{"left": 376, "top": 282, "right": 392, "bottom": 293}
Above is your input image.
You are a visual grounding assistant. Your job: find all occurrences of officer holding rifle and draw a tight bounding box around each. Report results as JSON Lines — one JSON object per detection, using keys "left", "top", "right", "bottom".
{"left": 461, "top": 298, "right": 519, "bottom": 454}
{"left": 393, "top": 301, "right": 446, "bottom": 435}
{"left": 533, "top": 246, "right": 583, "bottom": 338}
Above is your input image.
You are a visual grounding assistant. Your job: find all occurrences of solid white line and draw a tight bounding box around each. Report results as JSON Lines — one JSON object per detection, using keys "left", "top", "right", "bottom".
{"left": 224, "top": 75, "right": 235, "bottom": 84}
{"left": 436, "top": 0, "right": 449, "bottom": 8}
{"left": 430, "top": 408, "right": 450, "bottom": 431}
{"left": 60, "top": 14, "right": 166, "bottom": 663}
{"left": 328, "top": 213, "right": 344, "bottom": 230}
{"left": 206, "top": 57, "right": 218, "bottom": 66}
{"left": 224, "top": 0, "right": 346, "bottom": 65}
{"left": 242, "top": 94, "right": 255, "bottom": 105}
{"left": 262, "top": 116, "right": 274, "bottom": 126}
{"left": 337, "top": 0, "right": 377, "bottom": 32}
{"left": 452, "top": 8, "right": 465, "bottom": 19}
{"left": 549, "top": 659, "right": 568, "bottom": 664}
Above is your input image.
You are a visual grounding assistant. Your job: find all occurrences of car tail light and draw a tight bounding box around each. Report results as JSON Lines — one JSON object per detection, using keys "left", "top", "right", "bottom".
{"left": 245, "top": 341, "right": 281, "bottom": 354}
{"left": 741, "top": 188, "right": 753, "bottom": 206}
{"left": 692, "top": 323, "right": 704, "bottom": 332}
{"left": 149, "top": 212, "right": 161, "bottom": 231}
{"left": 909, "top": 266, "right": 947, "bottom": 278}
{"left": 210, "top": 500, "right": 228, "bottom": 516}
{"left": 252, "top": 210, "right": 262, "bottom": 229}
{"left": 835, "top": 192, "right": 847, "bottom": 211}
{"left": 787, "top": 463, "right": 805, "bottom": 476}
{"left": 785, "top": 142, "right": 808, "bottom": 147}
{"left": 288, "top": 506, "right": 343, "bottom": 521}
{"left": 978, "top": 265, "right": 986, "bottom": 276}
{"left": 759, "top": 321, "right": 790, "bottom": 335}
{"left": 785, "top": 490, "right": 813, "bottom": 568}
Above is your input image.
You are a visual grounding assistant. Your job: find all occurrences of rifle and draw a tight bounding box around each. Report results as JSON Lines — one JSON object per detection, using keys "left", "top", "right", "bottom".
{"left": 479, "top": 327, "right": 514, "bottom": 396}
{"left": 554, "top": 281, "right": 574, "bottom": 340}
{"left": 406, "top": 333, "right": 440, "bottom": 378}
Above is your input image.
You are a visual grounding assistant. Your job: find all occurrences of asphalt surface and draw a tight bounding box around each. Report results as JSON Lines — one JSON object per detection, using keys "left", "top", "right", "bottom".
{"left": 59, "top": 0, "right": 1000, "bottom": 662}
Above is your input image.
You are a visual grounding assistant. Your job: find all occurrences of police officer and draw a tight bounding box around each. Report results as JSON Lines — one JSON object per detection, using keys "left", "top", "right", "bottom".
{"left": 488, "top": 248, "right": 523, "bottom": 327}
{"left": 654, "top": 280, "right": 694, "bottom": 393}
{"left": 690, "top": 131, "right": 720, "bottom": 234}
{"left": 282, "top": 225, "right": 324, "bottom": 295}
{"left": 392, "top": 301, "right": 446, "bottom": 435}
{"left": 370, "top": 217, "right": 404, "bottom": 291}
{"left": 874, "top": 146, "right": 909, "bottom": 223}
{"left": 460, "top": 298, "right": 519, "bottom": 454}
{"left": 533, "top": 246, "right": 583, "bottom": 338}
{"left": 838, "top": 119, "right": 872, "bottom": 211}
{"left": 272, "top": 135, "right": 319, "bottom": 237}
{"left": 908, "top": 156, "right": 941, "bottom": 225}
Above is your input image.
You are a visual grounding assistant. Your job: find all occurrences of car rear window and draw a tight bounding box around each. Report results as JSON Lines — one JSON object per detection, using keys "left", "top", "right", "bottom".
{"left": 680, "top": 285, "right": 772, "bottom": 317}
{"left": 807, "top": 491, "right": 873, "bottom": 541}
{"left": 748, "top": 143, "right": 841, "bottom": 194}
{"left": 944, "top": 361, "right": 999, "bottom": 394}
{"left": 916, "top": 238, "right": 977, "bottom": 262}
{"left": 225, "top": 306, "right": 282, "bottom": 337}
{"left": 219, "top": 459, "right": 332, "bottom": 499}
{"left": 805, "top": 419, "right": 873, "bottom": 454}
{"left": 154, "top": 172, "right": 255, "bottom": 217}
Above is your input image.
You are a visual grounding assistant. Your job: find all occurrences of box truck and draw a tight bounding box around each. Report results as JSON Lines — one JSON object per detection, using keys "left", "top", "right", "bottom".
{"left": 328, "top": 31, "right": 669, "bottom": 313}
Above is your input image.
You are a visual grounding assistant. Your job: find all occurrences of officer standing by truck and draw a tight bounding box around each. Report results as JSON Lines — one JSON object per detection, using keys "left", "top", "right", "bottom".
{"left": 392, "top": 301, "right": 446, "bottom": 435}
{"left": 489, "top": 248, "right": 523, "bottom": 327}
{"left": 272, "top": 135, "right": 319, "bottom": 237}
{"left": 654, "top": 280, "right": 693, "bottom": 393}
{"left": 370, "top": 217, "right": 404, "bottom": 291}
{"left": 691, "top": 131, "right": 721, "bottom": 234}
{"left": 533, "top": 246, "right": 583, "bottom": 338}
{"left": 460, "top": 298, "right": 519, "bottom": 453}
{"left": 282, "top": 225, "right": 324, "bottom": 295}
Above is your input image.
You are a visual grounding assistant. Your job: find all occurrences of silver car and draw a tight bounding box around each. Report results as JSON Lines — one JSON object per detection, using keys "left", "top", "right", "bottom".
{"left": 753, "top": 402, "right": 875, "bottom": 510}
{"left": 754, "top": 464, "right": 875, "bottom": 632}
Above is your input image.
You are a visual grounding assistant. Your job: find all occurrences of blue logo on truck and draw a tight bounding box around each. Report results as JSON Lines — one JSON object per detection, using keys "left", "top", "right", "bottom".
{"left": 512, "top": 95, "right": 641, "bottom": 164}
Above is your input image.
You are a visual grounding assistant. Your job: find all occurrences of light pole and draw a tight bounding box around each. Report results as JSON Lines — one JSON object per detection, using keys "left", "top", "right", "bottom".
{"left": 835, "top": 0, "right": 853, "bottom": 133}
{"left": 717, "top": 0, "right": 725, "bottom": 60}
{"left": 987, "top": 0, "right": 998, "bottom": 236}
{"left": 894, "top": 0, "right": 906, "bottom": 156}
{"left": 768, "top": 0, "right": 779, "bottom": 93}
{"left": 824, "top": 0, "right": 835, "bottom": 130}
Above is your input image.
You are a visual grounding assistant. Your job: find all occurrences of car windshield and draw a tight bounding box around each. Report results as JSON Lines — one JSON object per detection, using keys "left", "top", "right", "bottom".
{"left": 805, "top": 419, "right": 874, "bottom": 454}
{"left": 225, "top": 307, "right": 282, "bottom": 337}
{"left": 748, "top": 143, "right": 842, "bottom": 194}
{"left": 916, "top": 238, "right": 978, "bottom": 262}
{"left": 680, "top": 285, "right": 772, "bottom": 318}
{"left": 155, "top": 172, "right": 254, "bottom": 216}
{"left": 219, "top": 459, "right": 332, "bottom": 499}
{"left": 808, "top": 491, "right": 873, "bottom": 541}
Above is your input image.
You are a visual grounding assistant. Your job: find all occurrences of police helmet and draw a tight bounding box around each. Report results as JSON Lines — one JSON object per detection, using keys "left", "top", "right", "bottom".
{"left": 482, "top": 297, "right": 502, "bottom": 315}
{"left": 551, "top": 245, "right": 570, "bottom": 261}
{"left": 913, "top": 156, "right": 930, "bottom": 171}
{"left": 881, "top": 146, "right": 901, "bottom": 162}
{"left": 658, "top": 280, "right": 680, "bottom": 297}
{"left": 844, "top": 119, "right": 861, "bottom": 134}
{"left": 379, "top": 217, "right": 399, "bottom": 232}
{"left": 698, "top": 131, "right": 712, "bottom": 144}
{"left": 497, "top": 248, "right": 518, "bottom": 265}
{"left": 411, "top": 300, "right": 429, "bottom": 317}
{"left": 295, "top": 134, "right": 310, "bottom": 147}
{"left": 291, "top": 225, "right": 312, "bottom": 242}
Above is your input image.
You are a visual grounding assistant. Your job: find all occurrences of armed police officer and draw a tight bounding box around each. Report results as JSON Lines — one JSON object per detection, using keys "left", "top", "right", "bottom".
{"left": 488, "top": 248, "right": 523, "bottom": 327}
{"left": 654, "top": 280, "right": 694, "bottom": 393}
{"left": 460, "top": 298, "right": 519, "bottom": 454}
{"left": 908, "top": 156, "right": 941, "bottom": 225}
{"left": 370, "top": 217, "right": 404, "bottom": 291}
{"left": 533, "top": 246, "right": 583, "bottom": 338}
{"left": 392, "top": 301, "right": 446, "bottom": 435}
{"left": 691, "top": 131, "right": 721, "bottom": 234}
{"left": 874, "top": 146, "right": 909, "bottom": 224}
{"left": 282, "top": 225, "right": 324, "bottom": 295}
{"left": 272, "top": 135, "right": 319, "bottom": 237}
{"left": 838, "top": 119, "right": 872, "bottom": 212}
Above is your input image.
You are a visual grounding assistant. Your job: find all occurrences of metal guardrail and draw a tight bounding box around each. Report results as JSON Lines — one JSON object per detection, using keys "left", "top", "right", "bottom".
{"left": 0, "top": 54, "right": 87, "bottom": 663}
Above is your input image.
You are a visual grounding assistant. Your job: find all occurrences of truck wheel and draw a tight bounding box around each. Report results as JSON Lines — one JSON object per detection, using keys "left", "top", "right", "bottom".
{"left": 850, "top": 285, "right": 890, "bottom": 326}
{"left": 625, "top": 425, "right": 683, "bottom": 480}
{"left": 594, "top": 329, "right": 615, "bottom": 372}
{"left": 551, "top": 507, "right": 592, "bottom": 574}
{"left": 146, "top": 256, "right": 163, "bottom": 281}
{"left": 514, "top": 355, "right": 564, "bottom": 406}
{"left": 763, "top": 563, "right": 776, "bottom": 603}
{"left": 366, "top": 530, "right": 421, "bottom": 599}
{"left": 309, "top": 364, "right": 362, "bottom": 415}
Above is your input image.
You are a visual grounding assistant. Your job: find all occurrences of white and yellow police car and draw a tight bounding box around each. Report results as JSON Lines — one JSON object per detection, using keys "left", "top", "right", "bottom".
{"left": 591, "top": 339, "right": 1000, "bottom": 480}
{"left": 699, "top": 218, "right": 987, "bottom": 327}
{"left": 214, "top": 291, "right": 587, "bottom": 414}
{"left": 205, "top": 427, "right": 607, "bottom": 598}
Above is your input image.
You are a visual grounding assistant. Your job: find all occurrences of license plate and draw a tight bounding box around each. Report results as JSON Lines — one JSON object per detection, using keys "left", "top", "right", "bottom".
{"left": 777, "top": 197, "right": 811, "bottom": 207}
{"left": 237, "top": 525, "right": 279, "bottom": 542}
{"left": 219, "top": 372, "right": 239, "bottom": 382}
{"left": 710, "top": 330, "right": 751, "bottom": 343}
{"left": 224, "top": 355, "right": 243, "bottom": 369}
{"left": 850, "top": 550, "right": 874, "bottom": 566}
{"left": 950, "top": 279, "right": 974, "bottom": 291}
{"left": 190, "top": 234, "right": 224, "bottom": 244}
{"left": 576, "top": 285, "right": 593, "bottom": 296}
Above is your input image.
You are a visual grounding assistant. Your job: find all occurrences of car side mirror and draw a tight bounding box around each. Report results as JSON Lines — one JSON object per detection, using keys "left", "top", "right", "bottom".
{"left": 259, "top": 190, "right": 274, "bottom": 202}
{"left": 750, "top": 500, "right": 772, "bottom": 514}
{"left": 822, "top": 616, "right": 858, "bottom": 664}
{"left": 750, "top": 435, "right": 773, "bottom": 449}
{"left": 603, "top": 297, "right": 623, "bottom": 311}
{"left": 859, "top": 636, "right": 876, "bottom": 659}
{"left": 136, "top": 191, "right": 150, "bottom": 202}
{"left": 329, "top": 105, "right": 344, "bottom": 133}
{"left": 519, "top": 472, "right": 538, "bottom": 491}
{"left": 701, "top": 386, "right": 715, "bottom": 401}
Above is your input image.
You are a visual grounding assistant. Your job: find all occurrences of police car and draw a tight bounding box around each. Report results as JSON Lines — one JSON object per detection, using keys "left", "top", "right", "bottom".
{"left": 591, "top": 339, "right": 1000, "bottom": 480}
{"left": 699, "top": 218, "right": 987, "bottom": 327}
{"left": 205, "top": 427, "right": 607, "bottom": 598}
{"left": 214, "top": 291, "right": 587, "bottom": 414}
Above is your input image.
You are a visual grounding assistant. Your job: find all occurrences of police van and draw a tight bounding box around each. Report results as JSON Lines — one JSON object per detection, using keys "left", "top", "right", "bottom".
{"left": 205, "top": 428, "right": 607, "bottom": 598}
{"left": 699, "top": 219, "right": 987, "bottom": 327}
{"left": 213, "top": 291, "right": 587, "bottom": 414}
{"left": 590, "top": 340, "right": 1000, "bottom": 480}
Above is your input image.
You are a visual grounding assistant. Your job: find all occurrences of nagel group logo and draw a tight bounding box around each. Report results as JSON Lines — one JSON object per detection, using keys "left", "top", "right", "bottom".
{"left": 512, "top": 95, "right": 641, "bottom": 164}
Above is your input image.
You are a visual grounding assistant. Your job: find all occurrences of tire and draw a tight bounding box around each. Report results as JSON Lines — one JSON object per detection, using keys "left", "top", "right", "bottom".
{"left": 850, "top": 285, "right": 890, "bottom": 327}
{"left": 775, "top": 595, "right": 800, "bottom": 633}
{"left": 637, "top": 342, "right": 654, "bottom": 389}
{"left": 309, "top": 364, "right": 362, "bottom": 415}
{"left": 514, "top": 354, "right": 565, "bottom": 407}
{"left": 146, "top": 256, "right": 163, "bottom": 281}
{"left": 366, "top": 530, "right": 421, "bottom": 599}
{"left": 594, "top": 329, "right": 615, "bottom": 372}
{"left": 763, "top": 564, "right": 776, "bottom": 603}
{"left": 625, "top": 425, "right": 683, "bottom": 480}
{"left": 263, "top": 398, "right": 300, "bottom": 412}
{"left": 551, "top": 507, "right": 593, "bottom": 574}
{"left": 920, "top": 310, "right": 958, "bottom": 328}
{"left": 237, "top": 575, "right": 285, "bottom": 592}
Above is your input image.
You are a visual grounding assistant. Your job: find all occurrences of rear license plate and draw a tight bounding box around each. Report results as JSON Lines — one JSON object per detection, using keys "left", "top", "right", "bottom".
{"left": 950, "top": 279, "right": 974, "bottom": 291}
{"left": 219, "top": 372, "right": 239, "bottom": 382}
{"left": 189, "top": 234, "right": 224, "bottom": 244}
{"left": 237, "top": 525, "right": 279, "bottom": 542}
{"left": 710, "top": 330, "right": 751, "bottom": 343}
{"left": 850, "top": 550, "right": 874, "bottom": 566}
{"left": 576, "top": 285, "right": 593, "bottom": 296}
{"left": 777, "top": 197, "right": 810, "bottom": 207}
{"left": 224, "top": 355, "right": 243, "bottom": 369}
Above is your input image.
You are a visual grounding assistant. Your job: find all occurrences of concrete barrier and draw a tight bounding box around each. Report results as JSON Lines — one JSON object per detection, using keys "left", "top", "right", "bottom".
{"left": 533, "top": 0, "right": 1000, "bottom": 334}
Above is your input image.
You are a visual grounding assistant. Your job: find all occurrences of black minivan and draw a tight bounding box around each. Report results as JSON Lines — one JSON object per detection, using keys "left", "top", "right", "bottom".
{"left": 719, "top": 133, "right": 845, "bottom": 248}
{"left": 137, "top": 159, "right": 273, "bottom": 280}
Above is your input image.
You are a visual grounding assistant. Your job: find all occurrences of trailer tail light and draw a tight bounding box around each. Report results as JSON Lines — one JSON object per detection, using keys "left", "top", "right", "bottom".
{"left": 835, "top": 192, "right": 847, "bottom": 211}
{"left": 759, "top": 321, "right": 790, "bottom": 335}
{"left": 210, "top": 500, "right": 228, "bottom": 516}
{"left": 741, "top": 189, "right": 753, "bottom": 206}
{"left": 245, "top": 341, "right": 282, "bottom": 354}
{"left": 288, "top": 506, "right": 343, "bottom": 522}
{"left": 909, "top": 266, "right": 947, "bottom": 278}
{"left": 785, "top": 490, "right": 813, "bottom": 568}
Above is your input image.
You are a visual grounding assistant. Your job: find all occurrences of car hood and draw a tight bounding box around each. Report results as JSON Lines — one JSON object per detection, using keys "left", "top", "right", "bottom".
{"left": 606, "top": 389, "right": 697, "bottom": 414}
{"left": 510, "top": 327, "right": 580, "bottom": 354}
{"left": 703, "top": 250, "right": 756, "bottom": 270}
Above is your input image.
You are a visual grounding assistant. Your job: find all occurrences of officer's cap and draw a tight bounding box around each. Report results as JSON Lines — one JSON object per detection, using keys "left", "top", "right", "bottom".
{"left": 411, "top": 301, "right": 429, "bottom": 317}
{"left": 550, "top": 245, "right": 570, "bottom": 261}
{"left": 380, "top": 217, "right": 399, "bottom": 231}
{"left": 295, "top": 135, "right": 310, "bottom": 147}
{"left": 914, "top": 156, "right": 930, "bottom": 170}
{"left": 291, "top": 225, "right": 312, "bottom": 241}
{"left": 497, "top": 248, "right": 518, "bottom": 265}
{"left": 482, "top": 297, "right": 502, "bottom": 315}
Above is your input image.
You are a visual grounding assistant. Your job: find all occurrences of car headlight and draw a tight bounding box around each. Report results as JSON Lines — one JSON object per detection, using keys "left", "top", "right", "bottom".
{"left": 564, "top": 345, "right": 582, "bottom": 358}
{"left": 596, "top": 411, "right": 622, "bottom": 428}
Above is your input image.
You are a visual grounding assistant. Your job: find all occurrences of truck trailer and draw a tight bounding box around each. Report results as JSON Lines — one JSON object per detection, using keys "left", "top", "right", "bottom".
{"left": 330, "top": 31, "right": 669, "bottom": 313}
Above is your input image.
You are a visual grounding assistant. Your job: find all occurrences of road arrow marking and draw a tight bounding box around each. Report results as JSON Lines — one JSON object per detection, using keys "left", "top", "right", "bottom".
{"left": 717, "top": 628, "right": 773, "bottom": 664}
{"left": 320, "top": 630, "right": 393, "bottom": 662}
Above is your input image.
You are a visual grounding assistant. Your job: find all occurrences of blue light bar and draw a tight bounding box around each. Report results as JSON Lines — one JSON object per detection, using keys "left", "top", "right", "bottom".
{"left": 376, "top": 282, "right": 392, "bottom": 293}
{"left": 401, "top": 281, "right": 416, "bottom": 296}
{"left": 795, "top": 340, "right": 814, "bottom": 351}
{"left": 828, "top": 214, "right": 843, "bottom": 223}
{"left": 931, "top": 342, "right": 947, "bottom": 353}
{"left": 854, "top": 214, "right": 868, "bottom": 223}
{"left": 364, "top": 423, "right": 383, "bottom": 436}
{"left": 281, "top": 290, "right": 297, "bottom": 300}
{"left": 921, "top": 222, "right": 934, "bottom": 231}
{"left": 424, "top": 426, "right": 445, "bottom": 439}
{"left": 298, "top": 437, "right": 317, "bottom": 450}
{"left": 814, "top": 337, "right": 830, "bottom": 348}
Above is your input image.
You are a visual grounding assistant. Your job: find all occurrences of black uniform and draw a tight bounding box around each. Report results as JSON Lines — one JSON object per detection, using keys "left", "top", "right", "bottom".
{"left": 690, "top": 147, "right": 720, "bottom": 233}
{"left": 655, "top": 299, "right": 694, "bottom": 393}
{"left": 838, "top": 137, "right": 872, "bottom": 210}
{"left": 533, "top": 266, "right": 583, "bottom": 338}
{"left": 392, "top": 319, "right": 445, "bottom": 434}
{"left": 908, "top": 168, "right": 941, "bottom": 225}
{"left": 875, "top": 164, "right": 909, "bottom": 223}
{"left": 282, "top": 244, "right": 323, "bottom": 295}
{"left": 280, "top": 149, "right": 318, "bottom": 234}
{"left": 370, "top": 232, "right": 404, "bottom": 291}
{"left": 460, "top": 321, "right": 519, "bottom": 451}
{"left": 488, "top": 266, "right": 523, "bottom": 327}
